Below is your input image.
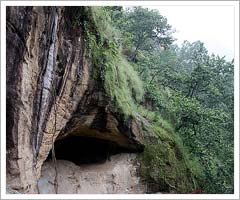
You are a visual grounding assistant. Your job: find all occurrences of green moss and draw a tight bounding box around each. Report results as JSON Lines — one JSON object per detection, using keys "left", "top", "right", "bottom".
{"left": 136, "top": 105, "right": 203, "bottom": 193}
{"left": 138, "top": 120, "right": 203, "bottom": 193}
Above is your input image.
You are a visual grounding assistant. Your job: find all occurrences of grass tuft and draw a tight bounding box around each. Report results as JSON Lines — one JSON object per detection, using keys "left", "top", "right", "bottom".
{"left": 84, "top": 7, "right": 144, "bottom": 116}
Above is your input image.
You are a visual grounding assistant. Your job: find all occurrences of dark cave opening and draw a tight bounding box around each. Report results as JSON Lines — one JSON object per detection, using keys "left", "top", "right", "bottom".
{"left": 47, "top": 135, "right": 133, "bottom": 165}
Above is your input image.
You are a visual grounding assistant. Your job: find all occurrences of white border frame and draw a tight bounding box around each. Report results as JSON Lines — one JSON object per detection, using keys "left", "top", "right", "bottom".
{"left": 1, "top": 1, "right": 239, "bottom": 199}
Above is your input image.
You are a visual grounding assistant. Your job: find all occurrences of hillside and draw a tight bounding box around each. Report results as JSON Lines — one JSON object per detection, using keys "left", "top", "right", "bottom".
{"left": 6, "top": 6, "right": 234, "bottom": 194}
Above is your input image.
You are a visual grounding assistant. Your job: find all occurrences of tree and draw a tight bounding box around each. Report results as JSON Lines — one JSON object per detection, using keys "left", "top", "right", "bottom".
{"left": 179, "top": 41, "right": 209, "bottom": 72}
{"left": 116, "top": 7, "right": 175, "bottom": 61}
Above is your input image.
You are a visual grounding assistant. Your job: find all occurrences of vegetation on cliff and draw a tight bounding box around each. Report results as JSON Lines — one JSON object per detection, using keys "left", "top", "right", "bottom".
{"left": 72, "top": 6, "right": 234, "bottom": 193}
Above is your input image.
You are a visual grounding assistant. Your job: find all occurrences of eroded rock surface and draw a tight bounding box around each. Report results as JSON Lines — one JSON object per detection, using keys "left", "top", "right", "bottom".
{"left": 6, "top": 6, "right": 145, "bottom": 193}
{"left": 38, "top": 154, "right": 145, "bottom": 194}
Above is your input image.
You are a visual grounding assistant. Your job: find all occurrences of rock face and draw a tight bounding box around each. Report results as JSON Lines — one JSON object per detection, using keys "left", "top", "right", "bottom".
{"left": 38, "top": 154, "right": 144, "bottom": 194}
{"left": 6, "top": 6, "right": 145, "bottom": 193}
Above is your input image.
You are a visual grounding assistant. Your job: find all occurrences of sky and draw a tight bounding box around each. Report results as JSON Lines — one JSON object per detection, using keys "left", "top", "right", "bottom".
{"left": 146, "top": 6, "right": 235, "bottom": 61}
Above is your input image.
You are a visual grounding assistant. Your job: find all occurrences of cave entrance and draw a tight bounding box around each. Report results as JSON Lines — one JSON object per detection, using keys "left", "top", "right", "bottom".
{"left": 47, "top": 135, "right": 131, "bottom": 165}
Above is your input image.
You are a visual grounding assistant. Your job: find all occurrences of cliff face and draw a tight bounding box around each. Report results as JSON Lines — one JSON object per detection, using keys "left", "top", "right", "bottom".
{"left": 6, "top": 6, "right": 144, "bottom": 193}
{"left": 6, "top": 6, "right": 199, "bottom": 195}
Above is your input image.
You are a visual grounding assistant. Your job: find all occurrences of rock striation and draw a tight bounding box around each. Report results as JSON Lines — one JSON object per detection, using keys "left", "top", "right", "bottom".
{"left": 6, "top": 6, "right": 145, "bottom": 193}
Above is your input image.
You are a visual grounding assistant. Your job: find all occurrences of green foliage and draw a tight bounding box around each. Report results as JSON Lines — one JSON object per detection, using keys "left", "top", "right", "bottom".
{"left": 137, "top": 106, "right": 174, "bottom": 134}
{"left": 104, "top": 56, "right": 144, "bottom": 115}
{"left": 74, "top": 6, "right": 234, "bottom": 194}
{"left": 82, "top": 7, "right": 143, "bottom": 116}
{"left": 109, "top": 6, "right": 233, "bottom": 193}
{"left": 136, "top": 42, "right": 234, "bottom": 193}
{"left": 113, "top": 7, "right": 175, "bottom": 61}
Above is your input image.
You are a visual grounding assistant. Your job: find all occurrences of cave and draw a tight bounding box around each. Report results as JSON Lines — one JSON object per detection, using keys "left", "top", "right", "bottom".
{"left": 47, "top": 135, "right": 134, "bottom": 165}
